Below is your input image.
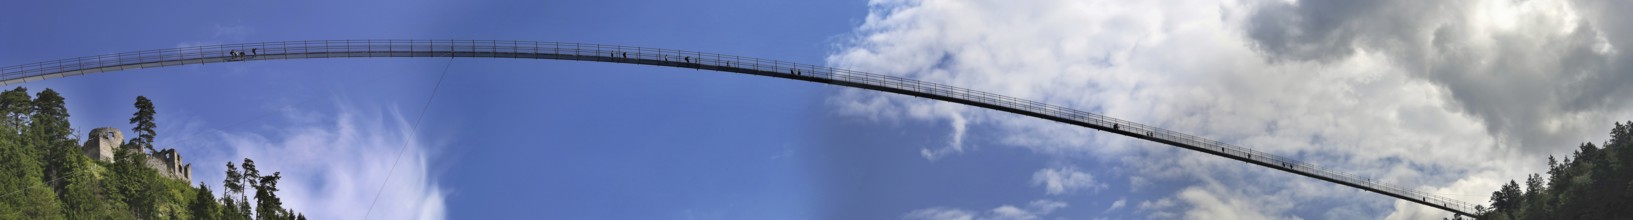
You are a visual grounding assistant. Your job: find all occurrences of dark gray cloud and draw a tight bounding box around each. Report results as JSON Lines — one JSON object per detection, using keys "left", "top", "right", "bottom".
{"left": 828, "top": 0, "right": 1616, "bottom": 218}
{"left": 1243, "top": 0, "right": 1631, "bottom": 153}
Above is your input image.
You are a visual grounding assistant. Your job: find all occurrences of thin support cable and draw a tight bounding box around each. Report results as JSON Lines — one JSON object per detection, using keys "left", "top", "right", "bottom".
{"left": 363, "top": 56, "right": 453, "bottom": 219}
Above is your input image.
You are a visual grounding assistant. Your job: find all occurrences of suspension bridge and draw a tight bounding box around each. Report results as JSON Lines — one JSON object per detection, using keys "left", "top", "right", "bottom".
{"left": 0, "top": 39, "right": 1480, "bottom": 216}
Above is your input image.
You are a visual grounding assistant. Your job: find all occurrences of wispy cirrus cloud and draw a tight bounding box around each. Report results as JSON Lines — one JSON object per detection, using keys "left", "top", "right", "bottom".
{"left": 180, "top": 99, "right": 446, "bottom": 220}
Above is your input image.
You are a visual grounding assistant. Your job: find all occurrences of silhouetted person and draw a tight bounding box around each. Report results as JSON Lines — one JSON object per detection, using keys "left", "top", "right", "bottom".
{"left": 623, "top": 52, "right": 628, "bottom": 58}
{"left": 685, "top": 56, "right": 690, "bottom": 63}
{"left": 252, "top": 48, "right": 258, "bottom": 55}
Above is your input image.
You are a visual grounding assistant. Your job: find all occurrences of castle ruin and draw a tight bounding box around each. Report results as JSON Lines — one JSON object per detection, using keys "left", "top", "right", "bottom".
{"left": 82, "top": 127, "right": 192, "bottom": 182}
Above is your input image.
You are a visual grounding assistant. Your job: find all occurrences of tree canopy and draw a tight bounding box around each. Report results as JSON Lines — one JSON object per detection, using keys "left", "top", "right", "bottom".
{"left": 1466, "top": 121, "right": 1633, "bottom": 219}
{"left": 0, "top": 88, "right": 304, "bottom": 219}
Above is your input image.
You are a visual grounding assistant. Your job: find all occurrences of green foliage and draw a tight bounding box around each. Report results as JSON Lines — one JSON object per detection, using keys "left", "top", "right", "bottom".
{"left": 0, "top": 87, "right": 64, "bottom": 220}
{"left": 253, "top": 172, "right": 284, "bottom": 220}
{"left": 30, "top": 89, "right": 70, "bottom": 142}
{"left": 190, "top": 184, "right": 221, "bottom": 220}
{"left": 1471, "top": 121, "right": 1633, "bottom": 219}
{"left": 0, "top": 87, "right": 34, "bottom": 131}
{"left": 110, "top": 146, "right": 161, "bottom": 218}
{"left": 0, "top": 88, "right": 305, "bottom": 219}
{"left": 129, "top": 96, "right": 157, "bottom": 154}
{"left": 224, "top": 162, "right": 243, "bottom": 197}
{"left": 0, "top": 132, "right": 64, "bottom": 219}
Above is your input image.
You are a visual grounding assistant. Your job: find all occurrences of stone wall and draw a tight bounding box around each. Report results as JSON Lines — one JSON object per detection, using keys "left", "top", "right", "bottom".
{"left": 81, "top": 127, "right": 191, "bottom": 183}
{"left": 145, "top": 149, "right": 192, "bottom": 183}
{"left": 81, "top": 127, "right": 121, "bottom": 162}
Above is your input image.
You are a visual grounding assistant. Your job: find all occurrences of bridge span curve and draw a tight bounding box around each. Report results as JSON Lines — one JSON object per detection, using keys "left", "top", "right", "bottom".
{"left": 0, "top": 40, "right": 1479, "bottom": 216}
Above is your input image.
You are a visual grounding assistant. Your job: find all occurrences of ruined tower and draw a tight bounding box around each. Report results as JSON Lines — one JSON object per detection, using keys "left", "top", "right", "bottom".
{"left": 81, "top": 127, "right": 191, "bottom": 182}
{"left": 82, "top": 127, "right": 122, "bottom": 162}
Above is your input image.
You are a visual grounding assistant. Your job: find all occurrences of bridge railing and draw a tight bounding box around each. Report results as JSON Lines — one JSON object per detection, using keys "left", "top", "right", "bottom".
{"left": 0, "top": 40, "right": 1479, "bottom": 215}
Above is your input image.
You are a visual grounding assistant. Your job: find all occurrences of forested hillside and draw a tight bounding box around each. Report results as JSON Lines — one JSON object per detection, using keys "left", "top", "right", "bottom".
{"left": 1464, "top": 122, "right": 1633, "bottom": 219}
{"left": 0, "top": 87, "right": 304, "bottom": 220}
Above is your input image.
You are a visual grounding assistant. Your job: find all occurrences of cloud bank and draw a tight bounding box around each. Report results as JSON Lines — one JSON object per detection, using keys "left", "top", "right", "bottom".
{"left": 828, "top": 0, "right": 1633, "bottom": 218}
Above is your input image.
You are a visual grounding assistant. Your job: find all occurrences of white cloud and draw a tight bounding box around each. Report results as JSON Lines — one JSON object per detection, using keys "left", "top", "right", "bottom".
{"left": 1172, "top": 187, "right": 1300, "bottom": 220}
{"left": 183, "top": 100, "right": 446, "bottom": 220}
{"left": 1106, "top": 197, "right": 1126, "bottom": 212}
{"left": 904, "top": 200, "right": 1068, "bottom": 220}
{"left": 1137, "top": 198, "right": 1178, "bottom": 219}
{"left": 827, "top": 0, "right": 1631, "bottom": 218}
{"left": 903, "top": 208, "right": 976, "bottom": 220}
{"left": 1031, "top": 166, "right": 1103, "bottom": 195}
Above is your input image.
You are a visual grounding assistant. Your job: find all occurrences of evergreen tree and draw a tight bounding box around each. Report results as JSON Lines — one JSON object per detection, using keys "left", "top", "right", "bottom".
{"left": 218, "top": 196, "right": 243, "bottom": 220}
{"left": 1615, "top": 121, "right": 1633, "bottom": 165}
{"left": 57, "top": 152, "right": 120, "bottom": 219}
{"left": 110, "top": 147, "right": 158, "bottom": 219}
{"left": 0, "top": 132, "right": 64, "bottom": 219}
{"left": 129, "top": 96, "right": 157, "bottom": 154}
{"left": 239, "top": 158, "right": 259, "bottom": 219}
{"left": 223, "top": 159, "right": 260, "bottom": 220}
{"left": 1524, "top": 174, "right": 1543, "bottom": 198}
{"left": 0, "top": 87, "right": 34, "bottom": 132}
{"left": 31, "top": 89, "right": 74, "bottom": 191}
{"left": 28, "top": 89, "right": 70, "bottom": 142}
{"left": 224, "top": 162, "right": 243, "bottom": 198}
{"left": 254, "top": 172, "right": 284, "bottom": 220}
{"left": 189, "top": 184, "right": 220, "bottom": 220}
{"left": 235, "top": 198, "right": 252, "bottom": 220}
{"left": 1489, "top": 180, "right": 1522, "bottom": 216}
{"left": 241, "top": 159, "right": 259, "bottom": 188}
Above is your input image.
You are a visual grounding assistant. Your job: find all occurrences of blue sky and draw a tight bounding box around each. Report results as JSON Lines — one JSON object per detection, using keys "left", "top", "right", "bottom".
{"left": 10, "top": 0, "right": 1633, "bottom": 219}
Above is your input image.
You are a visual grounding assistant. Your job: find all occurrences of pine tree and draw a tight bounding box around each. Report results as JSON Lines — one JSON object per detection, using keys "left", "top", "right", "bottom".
{"left": 224, "top": 162, "right": 243, "bottom": 198}
{"left": 129, "top": 96, "right": 157, "bottom": 154}
{"left": 0, "top": 87, "right": 34, "bottom": 132}
{"left": 254, "top": 172, "right": 284, "bottom": 220}
{"left": 111, "top": 147, "right": 157, "bottom": 219}
{"left": 241, "top": 159, "right": 259, "bottom": 187}
{"left": 1524, "top": 174, "right": 1543, "bottom": 198}
{"left": 189, "top": 184, "right": 221, "bottom": 220}
{"left": 31, "top": 89, "right": 74, "bottom": 192}
{"left": 28, "top": 89, "right": 69, "bottom": 142}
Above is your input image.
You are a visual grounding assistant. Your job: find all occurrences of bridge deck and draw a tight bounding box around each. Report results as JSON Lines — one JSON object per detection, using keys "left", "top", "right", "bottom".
{"left": 0, "top": 40, "right": 1478, "bottom": 216}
